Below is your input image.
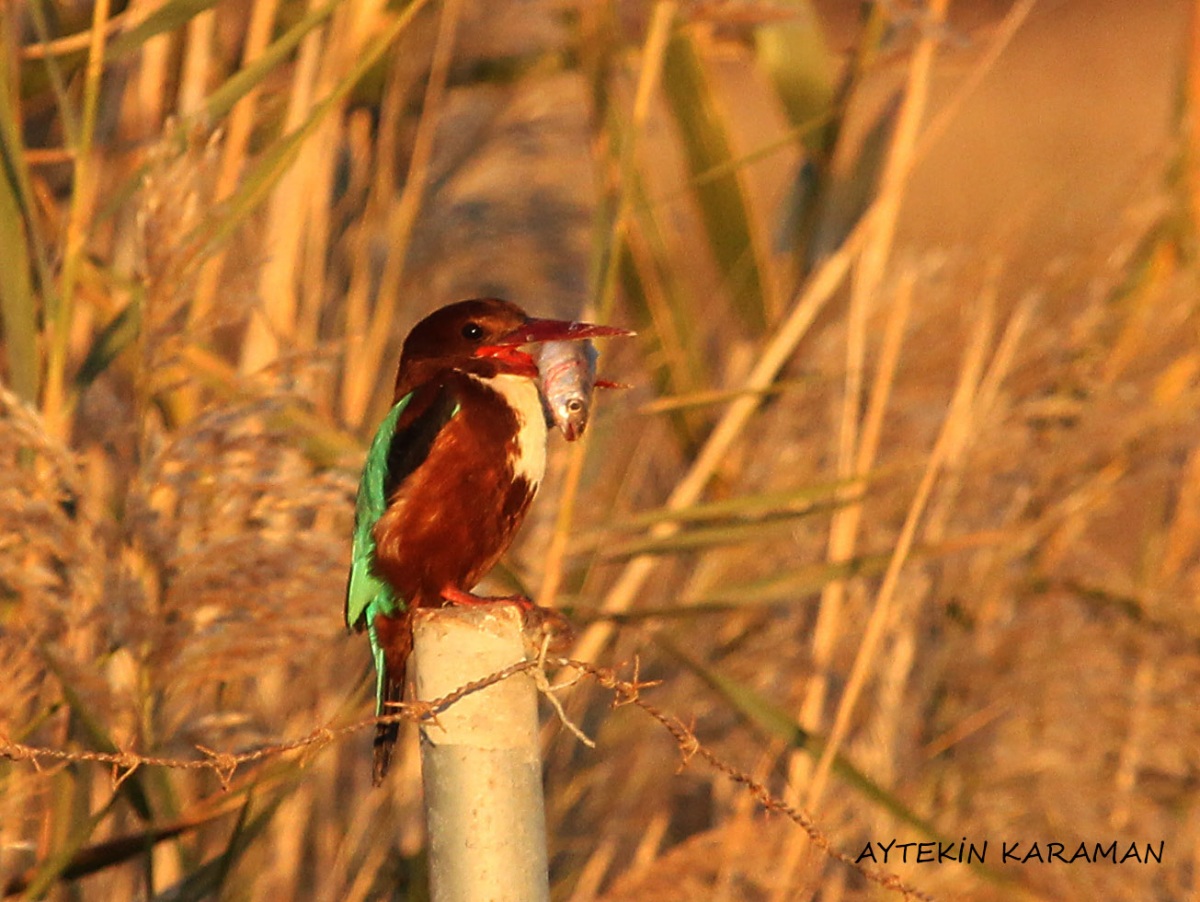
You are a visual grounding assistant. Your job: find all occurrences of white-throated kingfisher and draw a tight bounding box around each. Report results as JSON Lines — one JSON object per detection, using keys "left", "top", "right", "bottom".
{"left": 345, "top": 298, "right": 631, "bottom": 783}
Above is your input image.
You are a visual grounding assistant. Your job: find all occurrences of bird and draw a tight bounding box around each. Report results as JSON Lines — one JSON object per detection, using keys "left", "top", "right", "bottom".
{"left": 345, "top": 298, "right": 632, "bottom": 783}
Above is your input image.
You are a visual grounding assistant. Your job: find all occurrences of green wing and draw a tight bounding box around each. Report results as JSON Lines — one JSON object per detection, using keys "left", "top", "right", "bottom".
{"left": 345, "top": 393, "right": 411, "bottom": 633}
{"left": 345, "top": 394, "right": 412, "bottom": 721}
{"left": 345, "top": 387, "right": 461, "bottom": 722}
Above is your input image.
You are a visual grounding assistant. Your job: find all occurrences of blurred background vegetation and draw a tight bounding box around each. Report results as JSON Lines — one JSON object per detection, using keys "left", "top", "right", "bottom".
{"left": 1, "top": 0, "right": 1198, "bottom": 899}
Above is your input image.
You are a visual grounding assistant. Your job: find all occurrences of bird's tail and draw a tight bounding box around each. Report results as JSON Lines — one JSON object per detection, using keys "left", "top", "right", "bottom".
{"left": 372, "top": 673, "right": 404, "bottom": 784}
{"left": 371, "top": 612, "right": 413, "bottom": 785}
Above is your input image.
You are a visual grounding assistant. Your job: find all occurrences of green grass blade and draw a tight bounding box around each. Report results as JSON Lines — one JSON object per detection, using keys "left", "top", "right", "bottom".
{"left": 637, "top": 378, "right": 816, "bottom": 415}
{"left": 74, "top": 293, "right": 141, "bottom": 390}
{"left": 571, "top": 480, "right": 867, "bottom": 558}
{"left": 767, "top": 4, "right": 891, "bottom": 267}
{"left": 167, "top": 346, "right": 361, "bottom": 466}
{"left": 87, "top": 1, "right": 340, "bottom": 237}
{"left": 43, "top": 0, "right": 112, "bottom": 432}
{"left": 0, "top": 152, "right": 40, "bottom": 403}
{"left": 808, "top": 91, "right": 900, "bottom": 263}
{"left": 697, "top": 534, "right": 1003, "bottom": 605}
{"left": 3, "top": 761, "right": 305, "bottom": 896}
{"left": 0, "top": 40, "right": 48, "bottom": 403}
{"left": 659, "top": 636, "right": 941, "bottom": 835}
{"left": 697, "top": 551, "right": 895, "bottom": 605}
{"left": 661, "top": 27, "right": 771, "bottom": 332}
{"left": 180, "top": 0, "right": 432, "bottom": 268}
{"left": 106, "top": 0, "right": 223, "bottom": 59}
{"left": 39, "top": 646, "right": 156, "bottom": 822}
{"left": 600, "top": 479, "right": 866, "bottom": 532}
{"left": 198, "top": 0, "right": 341, "bottom": 125}
{"left": 594, "top": 518, "right": 815, "bottom": 560}
{"left": 2, "top": 809, "right": 221, "bottom": 894}
{"left": 19, "top": 793, "right": 122, "bottom": 899}
{"left": 622, "top": 164, "right": 715, "bottom": 448}
{"left": 661, "top": 635, "right": 1018, "bottom": 891}
{"left": 24, "top": 0, "right": 82, "bottom": 145}
{"left": 753, "top": 0, "right": 836, "bottom": 154}
{"left": 616, "top": 239, "right": 703, "bottom": 450}
{"left": 149, "top": 793, "right": 287, "bottom": 902}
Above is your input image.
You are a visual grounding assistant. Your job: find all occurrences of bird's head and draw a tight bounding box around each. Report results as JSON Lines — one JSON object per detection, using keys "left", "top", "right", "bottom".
{"left": 395, "top": 298, "right": 630, "bottom": 396}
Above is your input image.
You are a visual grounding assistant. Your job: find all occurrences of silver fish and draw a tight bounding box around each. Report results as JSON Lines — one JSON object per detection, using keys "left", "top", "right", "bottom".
{"left": 537, "top": 339, "right": 599, "bottom": 441}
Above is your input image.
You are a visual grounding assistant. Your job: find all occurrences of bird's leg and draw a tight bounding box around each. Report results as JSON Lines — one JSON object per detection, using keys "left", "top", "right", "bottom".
{"left": 440, "top": 585, "right": 534, "bottom": 610}
{"left": 440, "top": 586, "right": 574, "bottom": 652}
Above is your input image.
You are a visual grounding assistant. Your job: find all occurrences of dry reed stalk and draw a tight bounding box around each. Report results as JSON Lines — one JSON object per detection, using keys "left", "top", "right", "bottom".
{"left": 17, "top": 8, "right": 131, "bottom": 59}
{"left": 296, "top": 0, "right": 369, "bottom": 356}
{"left": 42, "top": 0, "right": 111, "bottom": 440}
{"left": 631, "top": 4, "right": 677, "bottom": 127}
{"left": 1036, "top": 460, "right": 1127, "bottom": 575}
{"left": 1160, "top": 444, "right": 1200, "bottom": 580}
{"left": 912, "top": 0, "right": 1036, "bottom": 166}
{"left": 296, "top": 130, "right": 336, "bottom": 354}
{"left": 873, "top": 585, "right": 919, "bottom": 780}
{"left": 792, "top": 267, "right": 914, "bottom": 754}
{"left": 130, "top": 0, "right": 170, "bottom": 138}
{"left": 856, "top": 276, "right": 1031, "bottom": 879}
{"left": 334, "top": 48, "right": 407, "bottom": 426}
{"left": 712, "top": 743, "right": 785, "bottom": 901}
{"left": 179, "top": 9, "right": 216, "bottom": 117}
{"left": 1109, "top": 656, "right": 1156, "bottom": 832}
{"left": 624, "top": 211, "right": 701, "bottom": 395}
{"left": 614, "top": 2, "right": 684, "bottom": 318}
{"left": 569, "top": 834, "right": 619, "bottom": 902}
{"left": 923, "top": 280, "right": 1034, "bottom": 547}
{"left": 631, "top": 809, "right": 671, "bottom": 870}
{"left": 339, "top": 837, "right": 391, "bottom": 902}
{"left": 537, "top": 429, "right": 592, "bottom": 608}
{"left": 188, "top": 0, "right": 282, "bottom": 337}
{"left": 571, "top": 210, "right": 871, "bottom": 665}
{"left": 339, "top": 0, "right": 463, "bottom": 427}
{"left": 775, "top": 268, "right": 915, "bottom": 900}
{"left": 856, "top": 274, "right": 914, "bottom": 478}
{"left": 794, "top": 260, "right": 868, "bottom": 688}
{"left": 787, "top": 11, "right": 952, "bottom": 868}
{"left": 537, "top": 2, "right": 675, "bottom": 612}
{"left": 240, "top": 0, "right": 327, "bottom": 375}
{"left": 267, "top": 787, "right": 314, "bottom": 898}
{"left": 805, "top": 268, "right": 997, "bottom": 813}
{"left": 1101, "top": 251, "right": 1176, "bottom": 388}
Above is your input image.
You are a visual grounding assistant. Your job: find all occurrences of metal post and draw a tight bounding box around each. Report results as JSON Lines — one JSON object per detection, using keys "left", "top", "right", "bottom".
{"left": 411, "top": 604, "right": 550, "bottom": 902}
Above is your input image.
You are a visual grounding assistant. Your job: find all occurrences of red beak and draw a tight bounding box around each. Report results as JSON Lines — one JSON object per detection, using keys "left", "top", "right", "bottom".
{"left": 493, "top": 317, "right": 634, "bottom": 347}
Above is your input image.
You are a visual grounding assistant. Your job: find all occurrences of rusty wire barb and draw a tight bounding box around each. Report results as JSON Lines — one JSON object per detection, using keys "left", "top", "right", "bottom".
{"left": 1, "top": 657, "right": 934, "bottom": 901}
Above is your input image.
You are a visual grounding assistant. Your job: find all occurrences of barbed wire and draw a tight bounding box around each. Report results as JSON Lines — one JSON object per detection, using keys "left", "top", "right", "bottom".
{"left": 1, "top": 657, "right": 934, "bottom": 902}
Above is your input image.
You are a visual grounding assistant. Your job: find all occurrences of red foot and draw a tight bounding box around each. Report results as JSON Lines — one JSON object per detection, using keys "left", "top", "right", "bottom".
{"left": 440, "top": 586, "right": 534, "bottom": 611}
{"left": 440, "top": 586, "right": 574, "bottom": 652}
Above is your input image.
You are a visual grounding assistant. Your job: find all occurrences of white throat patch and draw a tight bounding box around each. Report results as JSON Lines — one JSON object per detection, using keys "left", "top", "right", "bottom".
{"left": 472, "top": 373, "right": 547, "bottom": 486}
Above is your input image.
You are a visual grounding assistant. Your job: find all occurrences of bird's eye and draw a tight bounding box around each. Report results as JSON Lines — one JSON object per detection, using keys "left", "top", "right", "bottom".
{"left": 461, "top": 322, "right": 484, "bottom": 341}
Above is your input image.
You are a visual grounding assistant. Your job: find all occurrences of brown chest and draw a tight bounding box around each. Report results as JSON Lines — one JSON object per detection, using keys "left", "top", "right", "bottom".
{"left": 372, "top": 373, "right": 547, "bottom": 606}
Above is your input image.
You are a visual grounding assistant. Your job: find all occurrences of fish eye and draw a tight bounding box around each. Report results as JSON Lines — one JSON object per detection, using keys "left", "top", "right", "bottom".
{"left": 461, "top": 322, "right": 484, "bottom": 341}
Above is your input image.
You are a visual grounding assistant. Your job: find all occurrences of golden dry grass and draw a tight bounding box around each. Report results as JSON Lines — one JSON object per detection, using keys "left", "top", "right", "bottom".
{"left": 2, "top": 1, "right": 1199, "bottom": 900}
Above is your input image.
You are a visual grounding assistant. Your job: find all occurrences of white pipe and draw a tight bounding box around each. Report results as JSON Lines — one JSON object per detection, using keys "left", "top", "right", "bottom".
{"left": 411, "top": 604, "right": 550, "bottom": 902}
